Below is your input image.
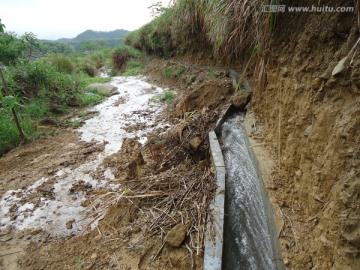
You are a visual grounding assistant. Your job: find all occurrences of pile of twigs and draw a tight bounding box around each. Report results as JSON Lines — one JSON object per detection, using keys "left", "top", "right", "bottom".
{"left": 83, "top": 111, "right": 218, "bottom": 256}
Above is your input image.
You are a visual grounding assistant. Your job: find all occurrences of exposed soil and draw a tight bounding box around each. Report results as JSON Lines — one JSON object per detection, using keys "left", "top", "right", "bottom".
{"left": 251, "top": 2, "right": 360, "bottom": 269}
{"left": 0, "top": 68, "right": 230, "bottom": 269}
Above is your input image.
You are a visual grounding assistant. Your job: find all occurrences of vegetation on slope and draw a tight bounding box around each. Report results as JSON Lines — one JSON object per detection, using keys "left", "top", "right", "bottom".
{"left": 0, "top": 27, "right": 114, "bottom": 156}
{"left": 125, "top": 0, "right": 271, "bottom": 60}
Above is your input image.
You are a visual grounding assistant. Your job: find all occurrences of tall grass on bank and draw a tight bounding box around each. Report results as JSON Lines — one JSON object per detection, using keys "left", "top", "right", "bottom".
{"left": 125, "top": 0, "right": 267, "bottom": 60}
{"left": 112, "top": 45, "right": 142, "bottom": 71}
{"left": 0, "top": 54, "right": 110, "bottom": 156}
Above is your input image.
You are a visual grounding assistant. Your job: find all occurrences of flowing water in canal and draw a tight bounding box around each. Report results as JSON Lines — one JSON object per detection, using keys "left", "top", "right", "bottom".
{"left": 221, "top": 114, "right": 275, "bottom": 270}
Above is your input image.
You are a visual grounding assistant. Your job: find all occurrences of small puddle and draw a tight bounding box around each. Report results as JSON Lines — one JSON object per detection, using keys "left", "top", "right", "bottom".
{"left": 0, "top": 76, "right": 168, "bottom": 237}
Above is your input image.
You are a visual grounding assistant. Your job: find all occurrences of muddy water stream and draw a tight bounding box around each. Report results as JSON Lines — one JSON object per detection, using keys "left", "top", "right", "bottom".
{"left": 0, "top": 76, "right": 167, "bottom": 237}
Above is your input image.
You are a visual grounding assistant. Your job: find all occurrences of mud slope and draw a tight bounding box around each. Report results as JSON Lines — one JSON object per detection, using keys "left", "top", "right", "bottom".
{"left": 252, "top": 1, "right": 360, "bottom": 269}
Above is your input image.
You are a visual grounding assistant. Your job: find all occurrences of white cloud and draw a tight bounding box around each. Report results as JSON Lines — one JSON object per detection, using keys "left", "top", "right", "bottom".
{"left": 0, "top": 0, "right": 170, "bottom": 40}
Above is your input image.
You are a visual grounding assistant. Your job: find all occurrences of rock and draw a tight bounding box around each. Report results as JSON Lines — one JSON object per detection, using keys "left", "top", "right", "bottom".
{"left": 81, "top": 199, "right": 91, "bottom": 207}
{"left": 295, "top": 169, "right": 302, "bottom": 179}
{"left": 311, "top": 78, "right": 322, "bottom": 90}
{"left": 189, "top": 137, "right": 202, "bottom": 151}
{"left": 332, "top": 56, "right": 350, "bottom": 76}
{"left": 86, "top": 83, "right": 118, "bottom": 96}
{"left": 90, "top": 253, "right": 98, "bottom": 259}
{"left": 231, "top": 90, "right": 253, "bottom": 110}
{"left": 303, "top": 125, "right": 313, "bottom": 137}
{"left": 281, "top": 67, "right": 290, "bottom": 76}
{"left": 165, "top": 224, "right": 187, "bottom": 247}
{"left": 283, "top": 257, "right": 290, "bottom": 266}
{"left": 66, "top": 219, "right": 75, "bottom": 230}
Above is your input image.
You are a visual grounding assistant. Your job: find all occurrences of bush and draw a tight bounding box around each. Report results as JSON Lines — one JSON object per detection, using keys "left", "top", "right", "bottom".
{"left": 112, "top": 45, "right": 142, "bottom": 71}
{"left": 48, "top": 54, "right": 74, "bottom": 74}
{"left": 80, "top": 60, "right": 97, "bottom": 77}
{"left": 0, "top": 109, "right": 35, "bottom": 155}
{"left": 121, "top": 60, "right": 143, "bottom": 76}
{"left": 5, "top": 59, "right": 80, "bottom": 109}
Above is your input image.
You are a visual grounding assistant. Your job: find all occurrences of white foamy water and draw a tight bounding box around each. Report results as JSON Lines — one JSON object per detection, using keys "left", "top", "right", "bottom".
{"left": 0, "top": 76, "right": 167, "bottom": 236}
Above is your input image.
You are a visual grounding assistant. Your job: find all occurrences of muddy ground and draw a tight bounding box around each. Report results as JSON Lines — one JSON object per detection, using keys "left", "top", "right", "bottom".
{"left": 0, "top": 65, "right": 233, "bottom": 270}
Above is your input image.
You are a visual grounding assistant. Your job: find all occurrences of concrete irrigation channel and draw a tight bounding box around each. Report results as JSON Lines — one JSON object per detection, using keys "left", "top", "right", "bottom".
{"left": 204, "top": 105, "right": 284, "bottom": 270}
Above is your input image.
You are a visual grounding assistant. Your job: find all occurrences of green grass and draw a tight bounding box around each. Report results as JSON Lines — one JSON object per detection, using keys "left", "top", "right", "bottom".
{"left": 163, "top": 67, "right": 173, "bottom": 79}
{"left": 160, "top": 91, "right": 176, "bottom": 104}
{"left": 25, "top": 98, "right": 50, "bottom": 118}
{"left": 76, "top": 73, "right": 110, "bottom": 89}
{"left": 78, "top": 91, "right": 103, "bottom": 106}
{"left": 0, "top": 110, "right": 35, "bottom": 154}
{"left": 0, "top": 55, "right": 112, "bottom": 156}
{"left": 121, "top": 60, "right": 143, "bottom": 76}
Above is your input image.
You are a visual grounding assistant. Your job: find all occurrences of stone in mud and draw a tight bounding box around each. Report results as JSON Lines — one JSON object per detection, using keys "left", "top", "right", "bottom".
{"left": 165, "top": 224, "right": 187, "bottom": 247}
{"left": 81, "top": 199, "right": 91, "bottom": 207}
{"left": 332, "top": 56, "right": 350, "bottom": 76}
{"left": 303, "top": 125, "right": 313, "bottom": 137}
{"left": 231, "top": 90, "right": 252, "bottom": 110}
{"left": 189, "top": 137, "right": 202, "bottom": 150}
{"left": 86, "top": 83, "right": 118, "bottom": 96}
{"left": 66, "top": 219, "right": 75, "bottom": 230}
{"left": 311, "top": 78, "right": 322, "bottom": 90}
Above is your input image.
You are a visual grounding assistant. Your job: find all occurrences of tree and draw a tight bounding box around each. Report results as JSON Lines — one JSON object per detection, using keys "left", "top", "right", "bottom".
{"left": 0, "top": 19, "right": 5, "bottom": 33}
{"left": 0, "top": 32, "right": 25, "bottom": 65}
{"left": 22, "top": 32, "right": 40, "bottom": 61}
{"left": 80, "top": 40, "right": 100, "bottom": 53}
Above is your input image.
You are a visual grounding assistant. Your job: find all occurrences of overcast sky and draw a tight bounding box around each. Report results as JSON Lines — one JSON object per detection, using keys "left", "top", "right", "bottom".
{"left": 1, "top": 0, "right": 170, "bottom": 40}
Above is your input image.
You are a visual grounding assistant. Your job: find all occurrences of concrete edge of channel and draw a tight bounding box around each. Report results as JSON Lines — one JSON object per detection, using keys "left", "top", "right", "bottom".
{"left": 203, "top": 131, "right": 225, "bottom": 270}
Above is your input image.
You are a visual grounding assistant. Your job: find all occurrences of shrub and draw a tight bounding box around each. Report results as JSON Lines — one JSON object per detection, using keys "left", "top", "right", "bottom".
{"left": 48, "top": 54, "right": 74, "bottom": 74}
{"left": 112, "top": 45, "right": 142, "bottom": 71}
{"left": 80, "top": 59, "right": 97, "bottom": 77}
{"left": 121, "top": 60, "right": 143, "bottom": 76}
{"left": 160, "top": 91, "right": 175, "bottom": 104}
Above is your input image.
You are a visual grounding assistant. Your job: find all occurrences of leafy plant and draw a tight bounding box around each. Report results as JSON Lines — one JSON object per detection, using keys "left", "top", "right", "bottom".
{"left": 160, "top": 91, "right": 175, "bottom": 104}
{"left": 163, "top": 66, "right": 173, "bottom": 79}
{"left": 112, "top": 45, "right": 142, "bottom": 71}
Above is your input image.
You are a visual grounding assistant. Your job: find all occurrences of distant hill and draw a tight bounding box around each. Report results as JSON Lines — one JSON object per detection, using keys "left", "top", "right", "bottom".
{"left": 55, "top": 29, "right": 130, "bottom": 50}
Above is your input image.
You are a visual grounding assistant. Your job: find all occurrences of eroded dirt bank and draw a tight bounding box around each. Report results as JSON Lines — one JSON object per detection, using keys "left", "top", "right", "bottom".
{"left": 251, "top": 2, "right": 360, "bottom": 269}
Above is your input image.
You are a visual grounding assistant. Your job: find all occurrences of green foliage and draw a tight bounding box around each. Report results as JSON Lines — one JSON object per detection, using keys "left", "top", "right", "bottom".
{"left": 0, "top": 20, "right": 4, "bottom": 33}
{"left": 126, "top": 0, "right": 265, "bottom": 60}
{"left": 163, "top": 65, "right": 186, "bottom": 79}
{"left": 112, "top": 45, "right": 142, "bottom": 71}
{"left": 56, "top": 29, "right": 129, "bottom": 51}
{"left": 1, "top": 95, "right": 17, "bottom": 109}
{"left": 125, "top": 12, "right": 173, "bottom": 57}
{"left": 48, "top": 54, "right": 74, "bottom": 74}
{"left": 163, "top": 66, "right": 173, "bottom": 79}
{"left": 121, "top": 60, "right": 143, "bottom": 76}
{"left": 78, "top": 92, "right": 103, "bottom": 106}
{"left": 0, "top": 32, "right": 25, "bottom": 64}
{"left": 160, "top": 91, "right": 175, "bottom": 104}
{"left": 0, "top": 110, "right": 35, "bottom": 155}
